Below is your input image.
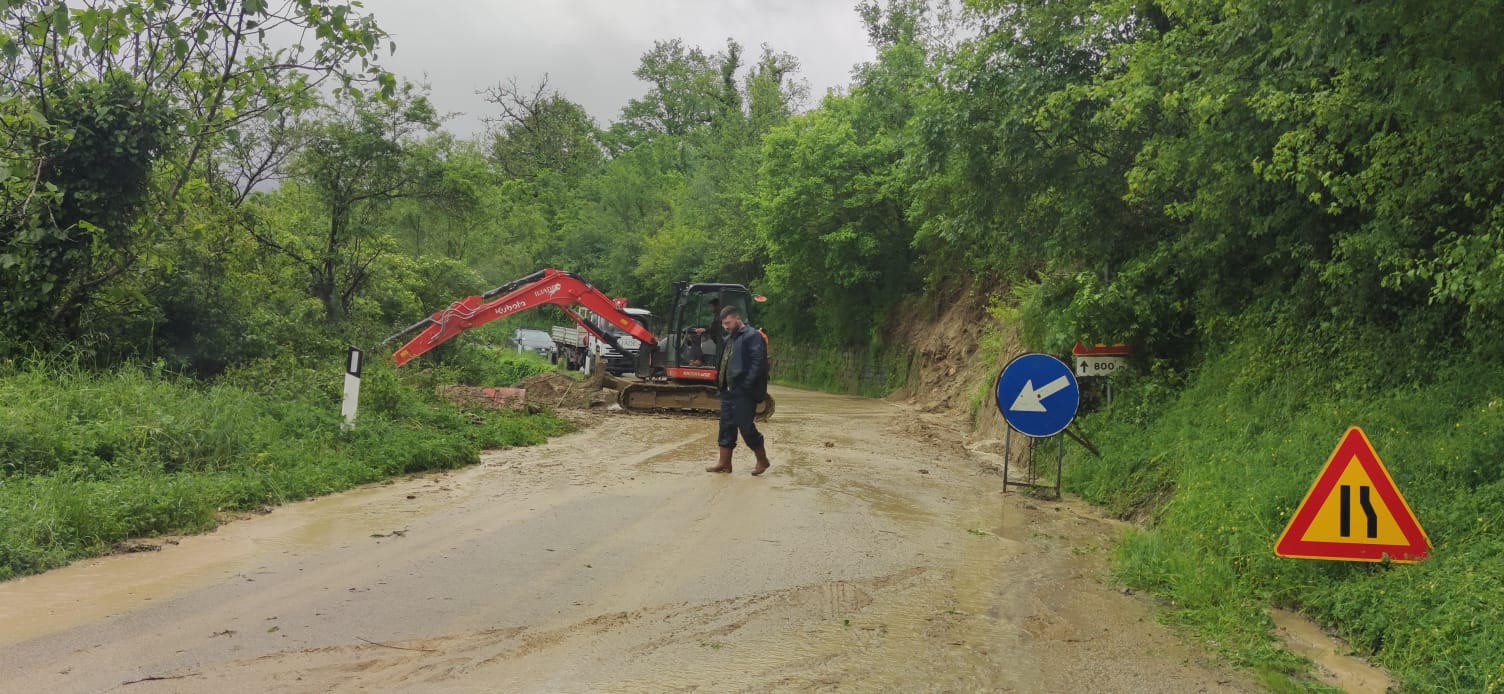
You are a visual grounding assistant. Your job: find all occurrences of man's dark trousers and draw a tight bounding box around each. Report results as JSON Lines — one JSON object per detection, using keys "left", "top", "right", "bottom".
{"left": 718, "top": 392, "right": 763, "bottom": 450}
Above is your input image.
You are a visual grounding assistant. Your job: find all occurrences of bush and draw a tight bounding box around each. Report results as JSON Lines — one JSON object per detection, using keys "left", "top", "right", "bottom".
{"left": 771, "top": 340, "right": 910, "bottom": 397}
{"left": 448, "top": 343, "right": 557, "bottom": 386}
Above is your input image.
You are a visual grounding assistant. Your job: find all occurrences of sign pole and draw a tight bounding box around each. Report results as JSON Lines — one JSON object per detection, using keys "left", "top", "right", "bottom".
{"left": 1056, "top": 433, "right": 1064, "bottom": 499}
{"left": 341, "top": 346, "right": 363, "bottom": 431}
{"left": 1003, "top": 424, "right": 1012, "bottom": 486}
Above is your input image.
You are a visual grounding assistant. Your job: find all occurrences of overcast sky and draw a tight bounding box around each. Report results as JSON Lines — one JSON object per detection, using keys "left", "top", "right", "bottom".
{"left": 353, "top": 0, "right": 878, "bottom": 138}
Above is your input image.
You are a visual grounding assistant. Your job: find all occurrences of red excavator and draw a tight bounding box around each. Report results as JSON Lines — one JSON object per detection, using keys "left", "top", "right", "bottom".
{"left": 383, "top": 268, "right": 774, "bottom": 418}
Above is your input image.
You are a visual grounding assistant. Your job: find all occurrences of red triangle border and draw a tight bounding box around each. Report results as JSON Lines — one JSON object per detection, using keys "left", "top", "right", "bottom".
{"left": 1275, "top": 427, "right": 1430, "bottom": 562}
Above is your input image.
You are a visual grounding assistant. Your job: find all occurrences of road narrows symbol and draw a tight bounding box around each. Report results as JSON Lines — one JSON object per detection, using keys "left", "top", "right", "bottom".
{"left": 1360, "top": 486, "right": 1377, "bottom": 538}
{"left": 1275, "top": 427, "right": 1430, "bottom": 562}
{"left": 1337, "top": 485, "right": 1379, "bottom": 539}
{"left": 1340, "top": 485, "right": 1349, "bottom": 538}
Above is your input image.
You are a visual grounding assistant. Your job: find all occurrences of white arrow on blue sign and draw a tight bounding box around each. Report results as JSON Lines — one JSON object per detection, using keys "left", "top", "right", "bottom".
{"left": 996, "top": 353, "right": 1080, "bottom": 437}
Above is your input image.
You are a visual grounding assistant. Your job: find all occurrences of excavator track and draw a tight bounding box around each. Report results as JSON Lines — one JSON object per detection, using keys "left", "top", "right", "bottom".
{"left": 617, "top": 381, "right": 774, "bottom": 420}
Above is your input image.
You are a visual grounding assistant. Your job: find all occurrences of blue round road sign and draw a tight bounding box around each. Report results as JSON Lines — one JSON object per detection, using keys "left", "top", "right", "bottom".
{"left": 996, "top": 353, "right": 1080, "bottom": 437}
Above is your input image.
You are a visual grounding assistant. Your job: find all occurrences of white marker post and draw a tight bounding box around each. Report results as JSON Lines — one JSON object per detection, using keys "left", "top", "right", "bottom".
{"left": 341, "top": 346, "right": 363, "bottom": 431}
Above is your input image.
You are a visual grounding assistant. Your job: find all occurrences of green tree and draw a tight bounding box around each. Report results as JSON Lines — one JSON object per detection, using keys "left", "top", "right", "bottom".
{"left": 605, "top": 38, "right": 744, "bottom": 153}
{"left": 558, "top": 138, "right": 680, "bottom": 302}
{"left": 751, "top": 5, "right": 934, "bottom": 345}
{"left": 754, "top": 96, "right": 916, "bottom": 345}
{"left": 631, "top": 45, "right": 805, "bottom": 305}
{"left": 562, "top": 37, "right": 807, "bottom": 316}
{"left": 251, "top": 85, "right": 448, "bottom": 322}
{"left": 388, "top": 142, "right": 492, "bottom": 260}
{"left": 483, "top": 76, "right": 603, "bottom": 181}
{"left": 0, "top": 72, "right": 173, "bottom": 346}
{"left": 470, "top": 78, "right": 602, "bottom": 285}
{"left": 0, "top": 0, "right": 391, "bottom": 355}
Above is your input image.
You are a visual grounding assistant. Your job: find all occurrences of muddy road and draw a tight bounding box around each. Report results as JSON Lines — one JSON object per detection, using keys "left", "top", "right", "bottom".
{"left": 0, "top": 386, "right": 1254, "bottom": 693}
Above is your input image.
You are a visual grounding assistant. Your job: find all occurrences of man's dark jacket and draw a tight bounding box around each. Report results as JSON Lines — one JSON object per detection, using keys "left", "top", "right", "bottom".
{"left": 719, "top": 324, "right": 769, "bottom": 403}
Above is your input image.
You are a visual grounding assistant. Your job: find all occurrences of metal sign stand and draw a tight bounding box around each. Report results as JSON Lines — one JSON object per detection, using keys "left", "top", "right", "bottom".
{"left": 996, "top": 353, "right": 1077, "bottom": 500}
{"left": 1002, "top": 425, "right": 1063, "bottom": 499}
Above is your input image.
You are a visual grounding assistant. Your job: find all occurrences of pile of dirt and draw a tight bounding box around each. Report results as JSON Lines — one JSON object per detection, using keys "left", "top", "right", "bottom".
{"left": 436, "top": 385, "right": 529, "bottom": 410}
{"left": 513, "top": 372, "right": 615, "bottom": 409}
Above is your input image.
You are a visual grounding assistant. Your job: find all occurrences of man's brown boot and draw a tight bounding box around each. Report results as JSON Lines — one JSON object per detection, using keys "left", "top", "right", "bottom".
{"left": 750, "top": 446, "right": 771, "bottom": 476}
{"left": 706, "top": 447, "right": 733, "bottom": 473}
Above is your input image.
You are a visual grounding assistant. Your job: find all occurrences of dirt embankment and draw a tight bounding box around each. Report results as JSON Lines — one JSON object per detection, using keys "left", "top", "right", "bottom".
{"left": 512, "top": 371, "right": 613, "bottom": 409}
{"left": 437, "top": 372, "right": 615, "bottom": 412}
{"left": 883, "top": 282, "right": 1023, "bottom": 460}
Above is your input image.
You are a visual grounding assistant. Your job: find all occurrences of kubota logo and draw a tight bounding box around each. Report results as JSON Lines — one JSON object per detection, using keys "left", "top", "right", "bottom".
{"left": 532, "top": 283, "right": 563, "bottom": 298}
{"left": 493, "top": 300, "right": 527, "bottom": 315}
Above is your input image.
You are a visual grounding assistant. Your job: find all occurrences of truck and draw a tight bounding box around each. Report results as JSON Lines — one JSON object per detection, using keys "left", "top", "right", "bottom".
{"left": 551, "top": 307, "right": 654, "bottom": 375}
{"left": 549, "top": 324, "right": 589, "bottom": 370}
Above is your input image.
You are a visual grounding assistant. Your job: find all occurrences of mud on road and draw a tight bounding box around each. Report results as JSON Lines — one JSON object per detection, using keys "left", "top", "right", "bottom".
{"left": 0, "top": 386, "right": 1256, "bottom": 693}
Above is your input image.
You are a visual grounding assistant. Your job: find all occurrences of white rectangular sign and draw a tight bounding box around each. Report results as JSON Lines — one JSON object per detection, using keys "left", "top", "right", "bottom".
{"left": 1075, "top": 355, "right": 1126, "bottom": 377}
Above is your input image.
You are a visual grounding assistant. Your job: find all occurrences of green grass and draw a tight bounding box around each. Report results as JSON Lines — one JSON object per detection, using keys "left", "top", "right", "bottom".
{"left": 0, "top": 356, "right": 570, "bottom": 581}
{"left": 1064, "top": 315, "right": 1504, "bottom": 692}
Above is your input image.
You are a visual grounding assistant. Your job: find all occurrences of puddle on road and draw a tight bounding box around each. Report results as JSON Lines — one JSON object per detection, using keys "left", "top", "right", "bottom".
{"left": 0, "top": 474, "right": 455, "bottom": 648}
{"left": 1271, "top": 608, "right": 1396, "bottom": 693}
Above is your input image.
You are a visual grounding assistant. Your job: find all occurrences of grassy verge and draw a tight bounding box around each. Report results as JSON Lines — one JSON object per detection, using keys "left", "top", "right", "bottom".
{"left": 0, "top": 351, "right": 570, "bottom": 582}
{"left": 1064, "top": 315, "right": 1504, "bottom": 692}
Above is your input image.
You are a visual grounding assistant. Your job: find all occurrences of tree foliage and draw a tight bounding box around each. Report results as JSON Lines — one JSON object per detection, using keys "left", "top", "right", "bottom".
{"left": 3, "top": 0, "right": 1501, "bottom": 377}
{"left": 900, "top": 0, "right": 1504, "bottom": 361}
{"left": 483, "top": 76, "right": 602, "bottom": 181}
{"left": 1, "top": 72, "right": 173, "bottom": 344}
{"left": 263, "top": 84, "right": 445, "bottom": 322}
{"left": 0, "top": 0, "right": 391, "bottom": 354}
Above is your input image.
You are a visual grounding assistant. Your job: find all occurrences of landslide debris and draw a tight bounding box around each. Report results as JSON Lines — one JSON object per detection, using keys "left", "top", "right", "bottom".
{"left": 513, "top": 372, "right": 613, "bottom": 409}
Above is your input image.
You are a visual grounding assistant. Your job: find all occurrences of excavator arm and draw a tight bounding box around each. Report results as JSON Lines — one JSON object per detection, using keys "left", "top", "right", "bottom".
{"left": 383, "top": 268, "right": 659, "bottom": 367}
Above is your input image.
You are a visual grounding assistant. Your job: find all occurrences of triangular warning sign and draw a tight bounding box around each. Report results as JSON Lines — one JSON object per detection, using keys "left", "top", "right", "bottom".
{"left": 1275, "top": 427, "right": 1430, "bottom": 563}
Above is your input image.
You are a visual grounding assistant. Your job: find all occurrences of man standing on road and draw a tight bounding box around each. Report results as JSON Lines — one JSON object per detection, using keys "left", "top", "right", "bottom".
{"left": 705, "top": 305, "right": 772, "bottom": 476}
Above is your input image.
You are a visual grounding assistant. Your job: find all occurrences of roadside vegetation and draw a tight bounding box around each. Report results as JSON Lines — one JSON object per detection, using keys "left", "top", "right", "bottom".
{"left": 0, "top": 351, "right": 567, "bottom": 582}
{"left": 1067, "top": 314, "right": 1504, "bottom": 693}
{"left": 770, "top": 343, "right": 910, "bottom": 398}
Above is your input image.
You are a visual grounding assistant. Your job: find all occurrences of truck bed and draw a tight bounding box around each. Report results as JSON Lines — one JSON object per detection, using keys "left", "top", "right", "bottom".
{"left": 551, "top": 325, "right": 588, "bottom": 347}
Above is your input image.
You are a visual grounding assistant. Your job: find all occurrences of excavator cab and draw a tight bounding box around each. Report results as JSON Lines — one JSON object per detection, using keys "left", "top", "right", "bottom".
{"left": 660, "top": 282, "right": 757, "bottom": 372}
{"left": 616, "top": 280, "right": 771, "bottom": 418}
